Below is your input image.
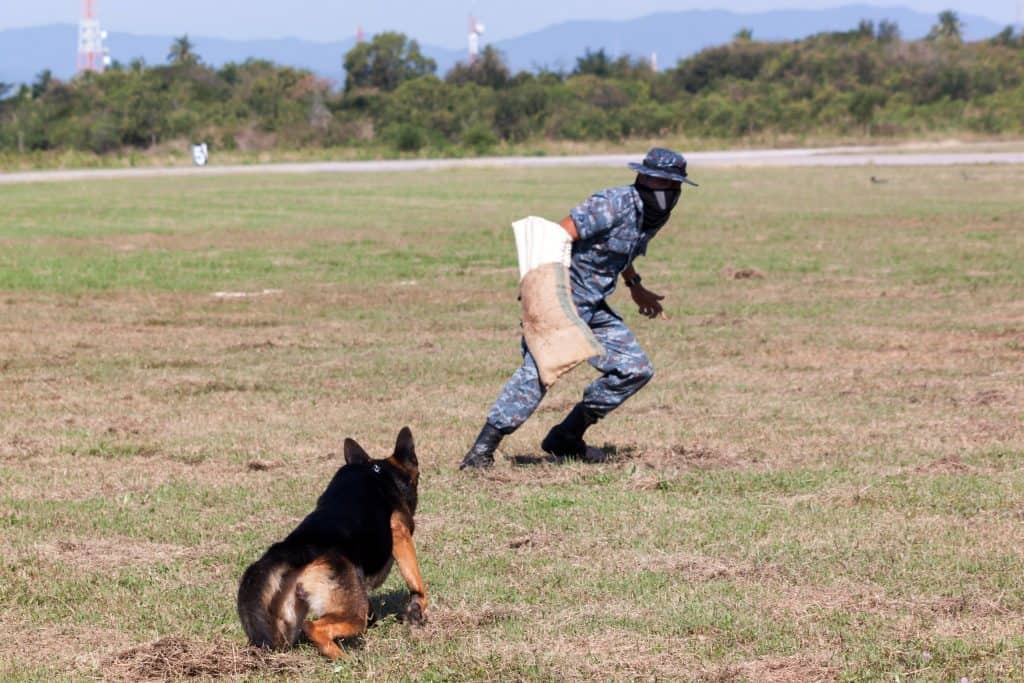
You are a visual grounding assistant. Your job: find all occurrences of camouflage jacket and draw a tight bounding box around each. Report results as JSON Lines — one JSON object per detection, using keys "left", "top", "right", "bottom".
{"left": 568, "top": 184, "right": 660, "bottom": 308}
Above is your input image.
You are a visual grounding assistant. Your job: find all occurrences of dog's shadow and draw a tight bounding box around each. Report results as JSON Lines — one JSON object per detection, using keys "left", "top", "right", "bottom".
{"left": 369, "top": 589, "right": 410, "bottom": 626}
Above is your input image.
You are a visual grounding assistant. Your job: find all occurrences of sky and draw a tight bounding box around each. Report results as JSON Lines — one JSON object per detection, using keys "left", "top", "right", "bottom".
{"left": 2, "top": 0, "right": 1020, "bottom": 45}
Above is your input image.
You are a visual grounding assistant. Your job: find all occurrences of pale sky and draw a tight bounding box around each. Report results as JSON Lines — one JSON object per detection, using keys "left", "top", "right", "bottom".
{"left": 2, "top": 0, "right": 1020, "bottom": 44}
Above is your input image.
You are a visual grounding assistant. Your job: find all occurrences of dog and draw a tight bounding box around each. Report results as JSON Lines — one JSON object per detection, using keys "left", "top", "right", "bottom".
{"left": 236, "top": 426, "right": 426, "bottom": 660}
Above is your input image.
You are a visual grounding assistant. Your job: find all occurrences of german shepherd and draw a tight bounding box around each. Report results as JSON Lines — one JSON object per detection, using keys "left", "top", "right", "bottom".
{"left": 236, "top": 427, "right": 426, "bottom": 660}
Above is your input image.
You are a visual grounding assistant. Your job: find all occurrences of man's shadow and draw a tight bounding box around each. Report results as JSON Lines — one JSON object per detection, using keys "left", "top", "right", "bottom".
{"left": 509, "top": 444, "right": 636, "bottom": 466}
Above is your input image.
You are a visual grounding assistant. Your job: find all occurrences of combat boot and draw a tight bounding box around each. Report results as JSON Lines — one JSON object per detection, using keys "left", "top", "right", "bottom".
{"left": 541, "top": 404, "right": 606, "bottom": 462}
{"left": 459, "top": 423, "right": 505, "bottom": 470}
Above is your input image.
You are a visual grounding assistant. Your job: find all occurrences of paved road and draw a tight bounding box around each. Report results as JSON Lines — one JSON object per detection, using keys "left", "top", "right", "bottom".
{"left": 2, "top": 146, "right": 1023, "bottom": 185}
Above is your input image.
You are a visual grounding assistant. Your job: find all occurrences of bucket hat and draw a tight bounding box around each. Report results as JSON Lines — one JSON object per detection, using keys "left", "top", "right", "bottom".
{"left": 628, "top": 147, "right": 698, "bottom": 186}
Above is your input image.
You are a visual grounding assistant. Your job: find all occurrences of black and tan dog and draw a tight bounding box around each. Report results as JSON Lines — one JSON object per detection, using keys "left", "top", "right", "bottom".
{"left": 237, "top": 427, "right": 426, "bottom": 659}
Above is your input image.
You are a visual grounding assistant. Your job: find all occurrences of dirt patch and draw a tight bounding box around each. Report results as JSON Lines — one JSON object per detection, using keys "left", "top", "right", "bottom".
{"left": 666, "top": 443, "right": 740, "bottom": 469}
{"left": 507, "top": 530, "right": 557, "bottom": 551}
{"left": 2, "top": 435, "right": 44, "bottom": 458}
{"left": 0, "top": 452, "right": 305, "bottom": 503}
{"left": 107, "top": 636, "right": 305, "bottom": 681}
{"left": 721, "top": 265, "right": 766, "bottom": 280}
{"left": 0, "top": 614, "right": 136, "bottom": 673}
{"left": 622, "top": 443, "right": 743, "bottom": 490}
{"left": 246, "top": 459, "right": 280, "bottom": 472}
{"left": 770, "top": 579, "right": 1018, "bottom": 628}
{"left": 423, "top": 604, "right": 524, "bottom": 632}
{"left": 968, "top": 389, "right": 1008, "bottom": 406}
{"left": 710, "top": 654, "right": 837, "bottom": 682}
{"left": 933, "top": 613, "right": 1024, "bottom": 639}
{"left": 914, "top": 455, "right": 972, "bottom": 475}
{"left": 699, "top": 311, "right": 747, "bottom": 327}
{"left": 32, "top": 538, "right": 198, "bottom": 572}
{"left": 639, "top": 552, "right": 774, "bottom": 582}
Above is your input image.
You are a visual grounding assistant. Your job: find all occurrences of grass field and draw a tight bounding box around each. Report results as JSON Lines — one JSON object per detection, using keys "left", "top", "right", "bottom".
{"left": 1, "top": 163, "right": 1022, "bottom": 681}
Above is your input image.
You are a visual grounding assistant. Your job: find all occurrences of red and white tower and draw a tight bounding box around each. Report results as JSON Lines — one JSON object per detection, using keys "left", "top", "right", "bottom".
{"left": 468, "top": 14, "right": 485, "bottom": 63}
{"left": 77, "top": 0, "right": 109, "bottom": 73}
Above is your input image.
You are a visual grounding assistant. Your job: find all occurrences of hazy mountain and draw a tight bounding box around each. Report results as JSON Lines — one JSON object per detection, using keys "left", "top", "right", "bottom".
{"left": 0, "top": 24, "right": 465, "bottom": 88}
{"left": 0, "top": 6, "right": 1007, "bottom": 88}
{"left": 494, "top": 5, "right": 1006, "bottom": 72}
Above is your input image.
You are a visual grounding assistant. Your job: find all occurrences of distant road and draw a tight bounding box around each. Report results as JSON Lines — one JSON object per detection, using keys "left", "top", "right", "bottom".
{"left": 3, "top": 146, "right": 1024, "bottom": 185}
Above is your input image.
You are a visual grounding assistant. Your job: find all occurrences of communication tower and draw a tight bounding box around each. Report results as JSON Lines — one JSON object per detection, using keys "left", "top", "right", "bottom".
{"left": 468, "top": 14, "right": 485, "bottom": 63}
{"left": 77, "top": 0, "right": 110, "bottom": 73}
{"left": 356, "top": 25, "right": 365, "bottom": 44}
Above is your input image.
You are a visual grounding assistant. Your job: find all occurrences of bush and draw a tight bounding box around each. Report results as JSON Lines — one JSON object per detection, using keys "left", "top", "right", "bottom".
{"left": 385, "top": 123, "right": 427, "bottom": 152}
{"left": 461, "top": 122, "right": 498, "bottom": 154}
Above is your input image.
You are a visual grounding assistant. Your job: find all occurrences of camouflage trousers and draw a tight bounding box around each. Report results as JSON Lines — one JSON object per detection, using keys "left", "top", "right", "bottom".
{"left": 486, "top": 303, "right": 654, "bottom": 433}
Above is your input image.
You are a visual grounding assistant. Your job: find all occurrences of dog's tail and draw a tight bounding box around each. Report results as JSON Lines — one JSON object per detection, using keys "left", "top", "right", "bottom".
{"left": 237, "top": 545, "right": 313, "bottom": 649}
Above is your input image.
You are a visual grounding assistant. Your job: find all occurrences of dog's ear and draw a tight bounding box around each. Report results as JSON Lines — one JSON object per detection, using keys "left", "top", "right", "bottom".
{"left": 393, "top": 427, "right": 417, "bottom": 466}
{"left": 343, "top": 438, "right": 371, "bottom": 465}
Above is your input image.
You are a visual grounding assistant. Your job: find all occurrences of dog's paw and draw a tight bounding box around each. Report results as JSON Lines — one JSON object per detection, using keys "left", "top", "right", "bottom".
{"left": 404, "top": 596, "right": 427, "bottom": 627}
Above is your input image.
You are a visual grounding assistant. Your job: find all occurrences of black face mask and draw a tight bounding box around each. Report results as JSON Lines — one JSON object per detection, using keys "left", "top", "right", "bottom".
{"left": 635, "top": 183, "right": 681, "bottom": 231}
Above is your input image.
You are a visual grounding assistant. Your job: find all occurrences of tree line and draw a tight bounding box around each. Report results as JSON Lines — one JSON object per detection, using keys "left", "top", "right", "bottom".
{"left": 1, "top": 12, "right": 1022, "bottom": 157}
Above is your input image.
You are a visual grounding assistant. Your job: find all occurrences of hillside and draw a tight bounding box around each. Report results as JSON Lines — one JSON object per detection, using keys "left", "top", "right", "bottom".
{"left": 0, "top": 6, "right": 1006, "bottom": 87}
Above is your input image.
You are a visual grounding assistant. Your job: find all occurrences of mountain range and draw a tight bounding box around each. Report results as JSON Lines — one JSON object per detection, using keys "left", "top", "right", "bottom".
{"left": 0, "top": 5, "right": 1007, "bottom": 88}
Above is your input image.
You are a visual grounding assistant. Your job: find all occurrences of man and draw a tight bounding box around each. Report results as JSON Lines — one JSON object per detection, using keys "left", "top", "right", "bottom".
{"left": 460, "top": 148, "right": 698, "bottom": 470}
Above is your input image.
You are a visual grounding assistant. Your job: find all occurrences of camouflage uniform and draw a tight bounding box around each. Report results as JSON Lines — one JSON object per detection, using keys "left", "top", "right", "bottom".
{"left": 486, "top": 184, "right": 660, "bottom": 433}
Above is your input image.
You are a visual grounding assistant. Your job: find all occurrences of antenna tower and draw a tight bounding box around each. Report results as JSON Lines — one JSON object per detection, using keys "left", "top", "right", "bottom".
{"left": 356, "top": 25, "right": 365, "bottom": 44}
{"left": 77, "top": 0, "right": 110, "bottom": 73}
{"left": 468, "top": 14, "right": 485, "bottom": 63}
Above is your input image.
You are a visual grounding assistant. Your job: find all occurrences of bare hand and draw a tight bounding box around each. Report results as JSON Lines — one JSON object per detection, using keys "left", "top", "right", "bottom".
{"left": 630, "top": 285, "right": 666, "bottom": 319}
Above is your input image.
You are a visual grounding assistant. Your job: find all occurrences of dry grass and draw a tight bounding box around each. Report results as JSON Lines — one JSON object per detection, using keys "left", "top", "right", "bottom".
{"left": 1, "top": 164, "right": 1022, "bottom": 681}
{"left": 108, "top": 636, "right": 306, "bottom": 681}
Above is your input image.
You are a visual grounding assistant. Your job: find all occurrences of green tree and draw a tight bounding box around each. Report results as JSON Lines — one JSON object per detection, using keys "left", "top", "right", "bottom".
{"left": 990, "top": 25, "right": 1019, "bottom": 47}
{"left": 445, "top": 46, "right": 511, "bottom": 88}
{"left": 928, "top": 10, "right": 963, "bottom": 43}
{"left": 342, "top": 32, "right": 436, "bottom": 92}
{"left": 168, "top": 35, "right": 198, "bottom": 64}
{"left": 877, "top": 20, "right": 901, "bottom": 43}
{"left": 574, "top": 48, "right": 612, "bottom": 77}
{"left": 734, "top": 28, "right": 753, "bottom": 42}
{"left": 31, "top": 70, "right": 54, "bottom": 98}
{"left": 607, "top": 55, "right": 658, "bottom": 80}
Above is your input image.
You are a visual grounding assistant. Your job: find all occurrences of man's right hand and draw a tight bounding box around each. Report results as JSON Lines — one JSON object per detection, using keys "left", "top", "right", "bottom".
{"left": 630, "top": 284, "right": 667, "bottom": 319}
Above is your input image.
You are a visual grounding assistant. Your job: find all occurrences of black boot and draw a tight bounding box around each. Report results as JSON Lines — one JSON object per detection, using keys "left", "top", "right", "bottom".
{"left": 541, "top": 404, "right": 605, "bottom": 462}
{"left": 459, "top": 423, "right": 505, "bottom": 470}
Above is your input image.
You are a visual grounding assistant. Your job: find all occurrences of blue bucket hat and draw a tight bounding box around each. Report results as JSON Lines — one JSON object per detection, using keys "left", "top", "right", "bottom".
{"left": 629, "top": 147, "right": 698, "bottom": 186}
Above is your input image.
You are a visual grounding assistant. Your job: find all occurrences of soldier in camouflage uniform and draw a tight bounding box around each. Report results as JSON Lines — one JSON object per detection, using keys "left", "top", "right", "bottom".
{"left": 460, "top": 148, "right": 698, "bottom": 470}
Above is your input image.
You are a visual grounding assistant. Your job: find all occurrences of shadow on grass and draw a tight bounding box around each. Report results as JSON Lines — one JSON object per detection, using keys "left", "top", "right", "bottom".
{"left": 370, "top": 588, "right": 410, "bottom": 625}
{"left": 508, "top": 443, "right": 638, "bottom": 466}
{"left": 508, "top": 452, "right": 557, "bottom": 466}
